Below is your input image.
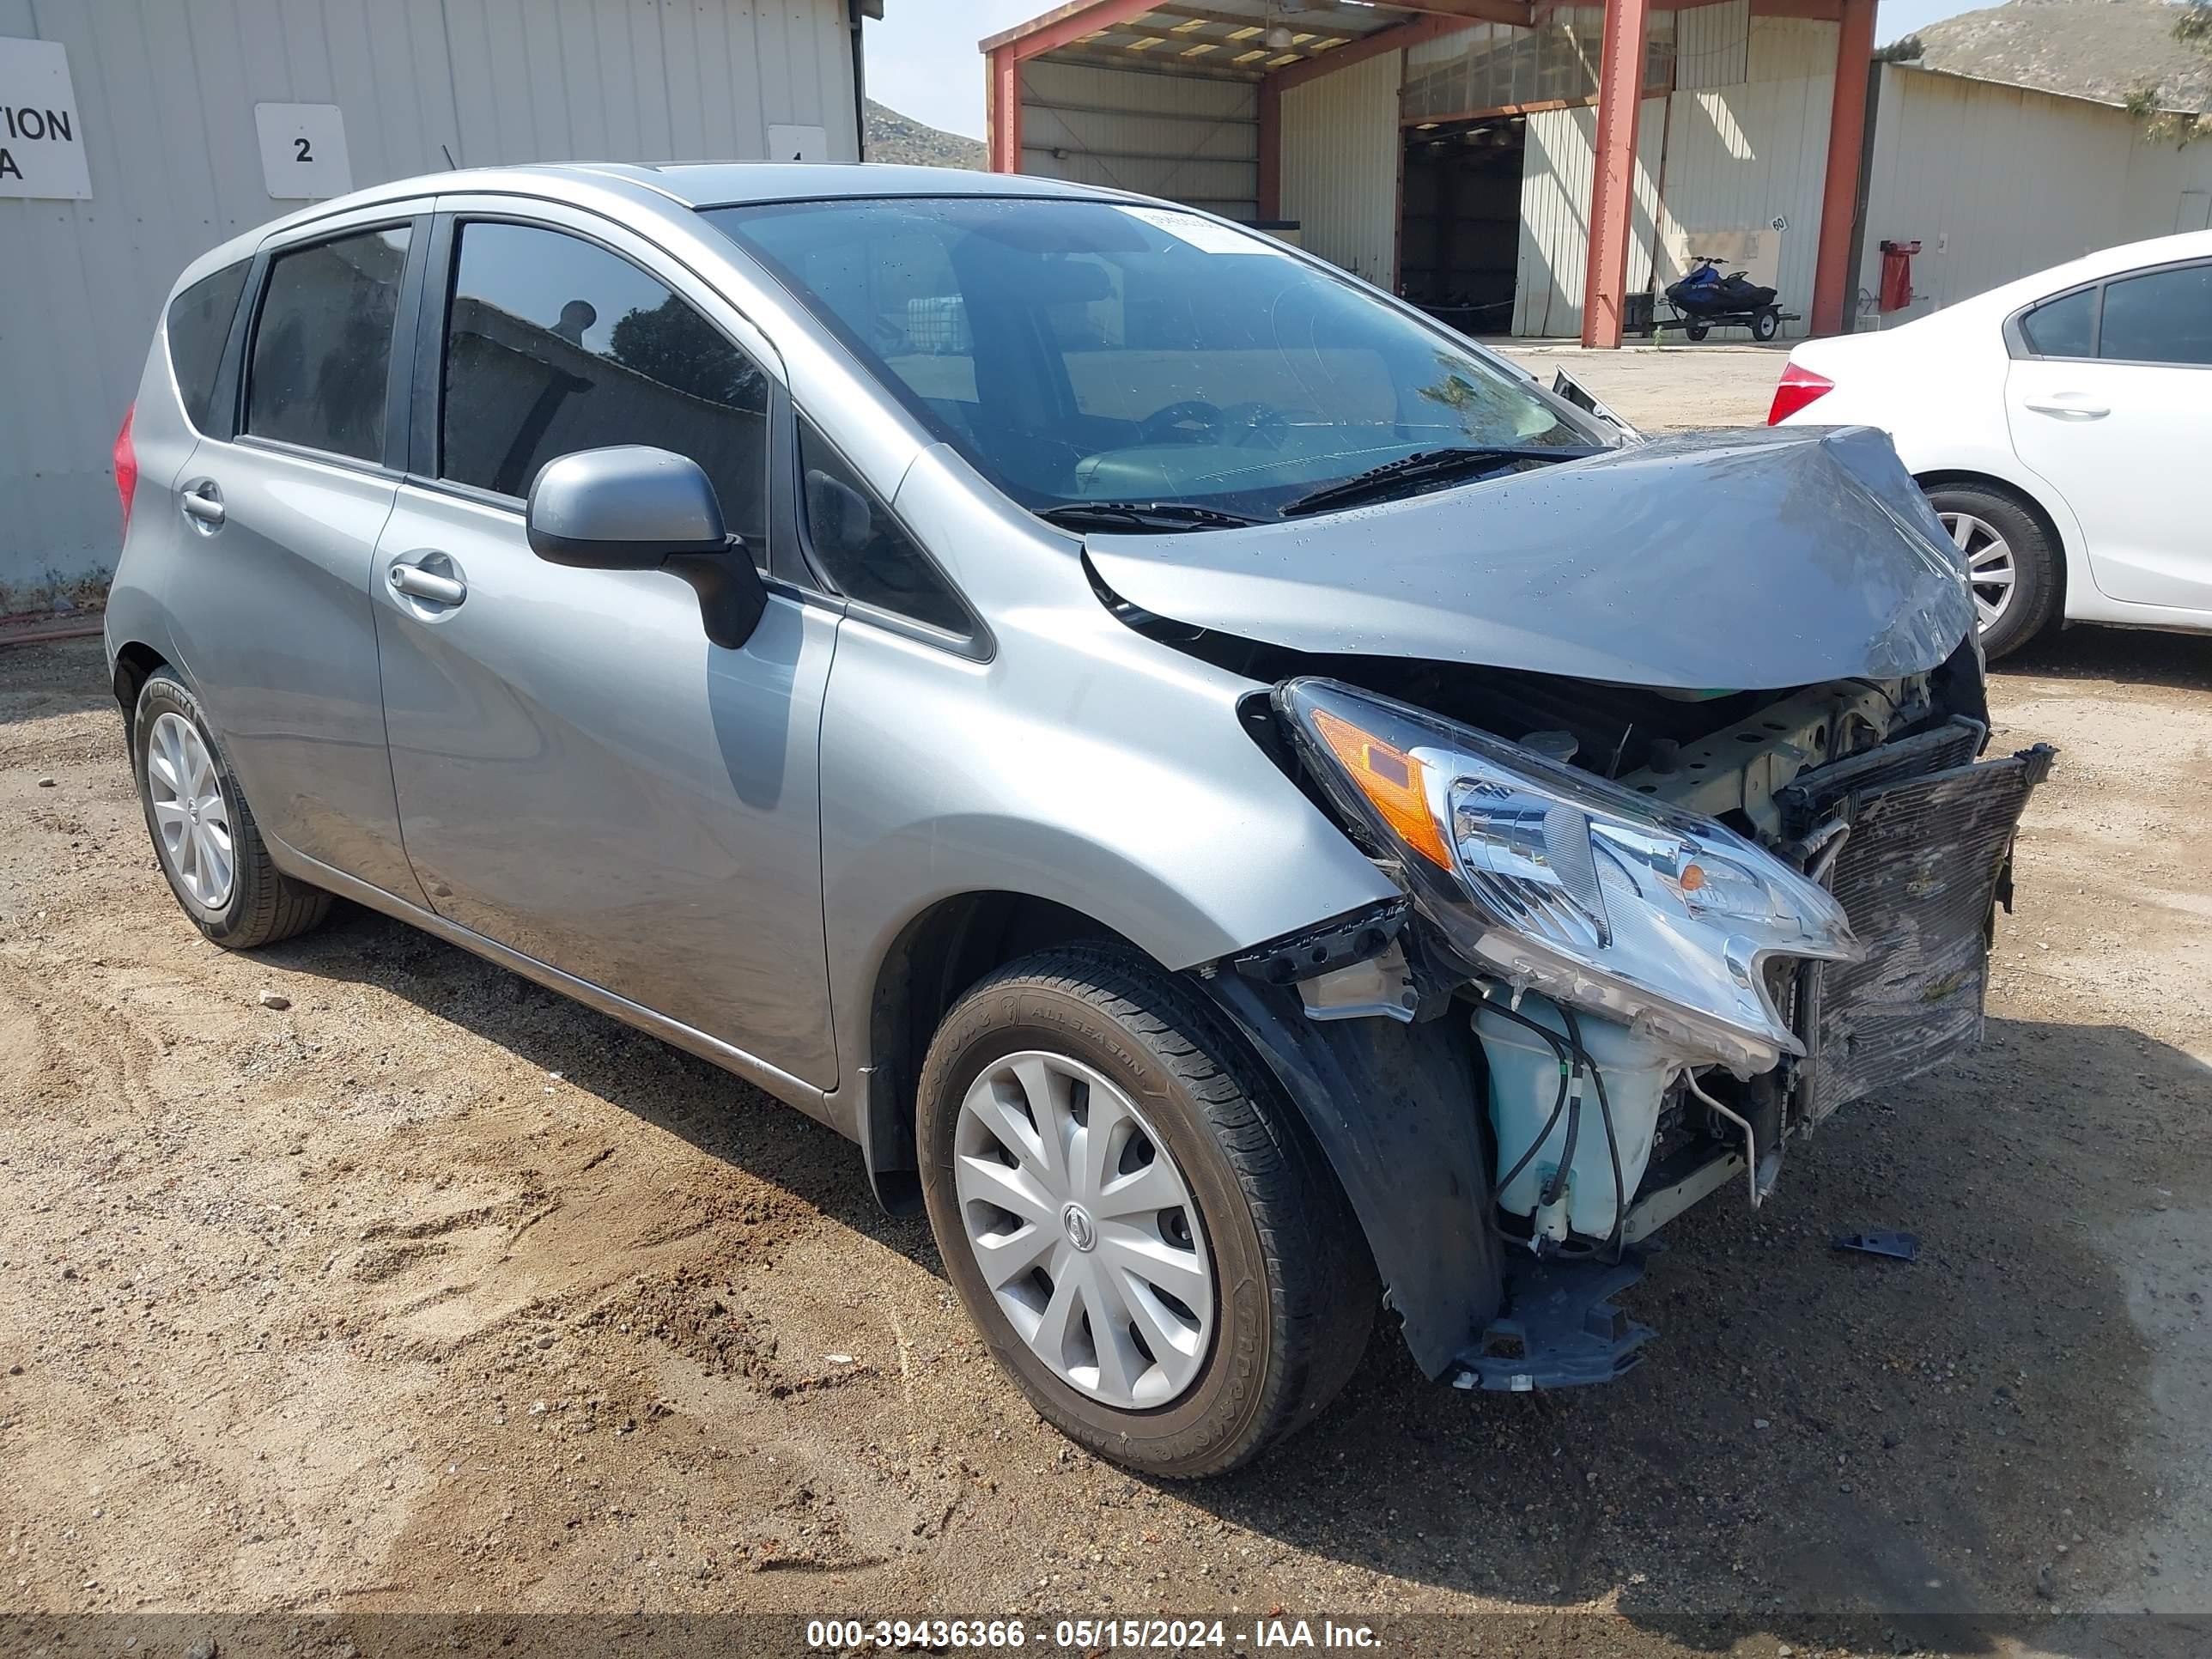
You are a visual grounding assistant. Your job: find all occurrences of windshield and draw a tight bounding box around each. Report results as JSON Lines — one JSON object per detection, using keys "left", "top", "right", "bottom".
{"left": 702, "top": 195, "right": 1605, "bottom": 522}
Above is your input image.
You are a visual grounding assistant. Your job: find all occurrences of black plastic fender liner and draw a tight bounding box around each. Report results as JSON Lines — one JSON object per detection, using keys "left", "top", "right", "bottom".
{"left": 1198, "top": 970, "right": 1505, "bottom": 1379}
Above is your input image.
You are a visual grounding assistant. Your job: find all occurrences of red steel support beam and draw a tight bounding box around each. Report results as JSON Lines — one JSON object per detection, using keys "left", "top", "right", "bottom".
{"left": 1579, "top": 0, "right": 1651, "bottom": 348}
{"left": 1811, "top": 0, "right": 1877, "bottom": 335}
{"left": 988, "top": 46, "right": 1023, "bottom": 173}
{"left": 983, "top": 1, "right": 1164, "bottom": 175}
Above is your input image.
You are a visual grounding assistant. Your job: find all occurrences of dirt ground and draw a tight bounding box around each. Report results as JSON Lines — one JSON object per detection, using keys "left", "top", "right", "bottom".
{"left": 4, "top": 364, "right": 2210, "bottom": 1655}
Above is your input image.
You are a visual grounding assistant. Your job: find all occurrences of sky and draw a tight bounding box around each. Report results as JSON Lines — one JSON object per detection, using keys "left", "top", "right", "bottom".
{"left": 863, "top": 0, "right": 1990, "bottom": 141}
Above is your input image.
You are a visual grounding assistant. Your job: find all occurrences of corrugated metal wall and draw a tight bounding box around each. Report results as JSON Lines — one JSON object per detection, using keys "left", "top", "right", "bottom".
{"left": 1512, "top": 15, "right": 1833, "bottom": 337}
{"left": 1512, "top": 99, "right": 1668, "bottom": 338}
{"left": 1018, "top": 60, "right": 1257, "bottom": 220}
{"left": 1675, "top": 0, "right": 1748, "bottom": 94}
{"left": 1279, "top": 48, "right": 1402, "bottom": 288}
{"left": 1859, "top": 64, "right": 2212, "bottom": 325}
{"left": 0, "top": 0, "right": 860, "bottom": 601}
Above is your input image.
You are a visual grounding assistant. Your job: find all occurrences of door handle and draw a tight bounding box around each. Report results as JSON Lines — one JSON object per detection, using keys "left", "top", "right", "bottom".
{"left": 388, "top": 561, "right": 468, "bottom": 606}
{"left": 2023, "top": 396, "right": 2110, "bottom": 420}
{"left": 179, "top": 479, "right": 225, "bottom": 528}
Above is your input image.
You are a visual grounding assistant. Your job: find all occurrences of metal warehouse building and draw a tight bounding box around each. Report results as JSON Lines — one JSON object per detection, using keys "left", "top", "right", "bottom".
{"left": 0, "top": 0, "right": 878, "bottom": 605}
{"left": 981, "top": 0, "right": 2212, "bottom": 347}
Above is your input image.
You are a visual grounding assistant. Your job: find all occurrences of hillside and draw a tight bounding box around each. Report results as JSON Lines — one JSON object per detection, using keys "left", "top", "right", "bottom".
{"left": 1908, "top": 0, "right": 2209, "bottom": 109}
{"left": 864, "top": 100, "right": 987, "bottom": 168}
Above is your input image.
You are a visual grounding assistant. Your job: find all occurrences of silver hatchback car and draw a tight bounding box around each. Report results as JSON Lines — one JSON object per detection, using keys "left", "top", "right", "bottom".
{"left": 108, "top": 164, "right": 2047, "bottom": 1476}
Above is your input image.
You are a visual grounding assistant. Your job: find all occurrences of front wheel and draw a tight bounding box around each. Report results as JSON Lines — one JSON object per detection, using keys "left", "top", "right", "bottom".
{"left": 1685, "top": 321, "right": 1710, "bottom": 342}
{"left": 916, "top": 945, "right": 1374, "bottom": 1477}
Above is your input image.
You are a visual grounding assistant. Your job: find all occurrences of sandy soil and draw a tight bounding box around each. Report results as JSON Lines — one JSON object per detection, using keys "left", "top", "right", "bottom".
{"left": 3, "top": 605, "right": 2209, "bottom": 1657}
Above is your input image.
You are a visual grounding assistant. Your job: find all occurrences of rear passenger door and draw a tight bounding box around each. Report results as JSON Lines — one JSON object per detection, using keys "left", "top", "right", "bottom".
{"left": 369, "top": 204, "right": 842, "bottom": 1088}
{"left": 2006, "top": 258, "right": 2212, "bottom": 612}
{"left": 161, "top": 207, "right": 429, "bottom": 902}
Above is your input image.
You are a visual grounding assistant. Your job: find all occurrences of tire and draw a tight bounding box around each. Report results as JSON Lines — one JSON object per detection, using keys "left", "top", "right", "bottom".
{"left": 916, "top": 943, "right": 1375, "bottom": 1478}
{"left": 1752, "top": 309, "right": 1779, "bottom": 343}
{"left": 133, "top": 670, "right": 331, "bottom": 949}
{"left": 1685, "top": 322, "right": 1710, "bottom": 342}
{"left": 1922, "top": 482, "right": 2060, "bottom": 662}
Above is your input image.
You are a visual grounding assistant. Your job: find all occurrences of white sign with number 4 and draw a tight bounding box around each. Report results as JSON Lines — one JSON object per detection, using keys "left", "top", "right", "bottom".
{"left": 255, "top": 102, "right": 352, "bottom": 200}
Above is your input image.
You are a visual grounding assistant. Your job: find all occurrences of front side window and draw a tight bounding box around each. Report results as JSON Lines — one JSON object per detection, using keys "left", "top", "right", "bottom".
{"left": 799, "top": 417, "right": 971, "bottom": 635}
{"left": 246, "top": 227, "right": 410, "bottom": 461}
{"left": 168, "top": 259, "right": 251, "bottom": 434}
{"left": 439, "top": 221, "right": 770, "bottom": 544}
{"left": 706, "top": 197, "right": 1603, "bottom": 522}
{"left": 2097, "top": 263, "right": 2212, "bottom": 366}
{"left": 2019, "top": 286, "right": 2097, "bottom": 359}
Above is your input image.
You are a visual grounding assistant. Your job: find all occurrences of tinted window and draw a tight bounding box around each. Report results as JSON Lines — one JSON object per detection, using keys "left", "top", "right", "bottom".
{"left": 799, "top": 418, "right": 970, "bottom": 635}
{"left": 246, "top": 227, "right": 410, "bottom": 461}
{"left": 2020, "top": 287, "right": 2096, "bottom": 358}
{"left": 2098, "top": 263, "right": 2212, "bottom": 366}
{"left": 167, "top": 260, "right": 250, "bottom": 433}
{"left": 707, "top": 197, "right": 1603, "bottom": 522}
{"left": 440, "top": 222, "right": 769, "bottom": 543}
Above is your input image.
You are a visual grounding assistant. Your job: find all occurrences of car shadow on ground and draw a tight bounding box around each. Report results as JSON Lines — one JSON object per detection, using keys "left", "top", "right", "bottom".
{"left": 1995, "top": 626, "right": 2212, "bottom": 695}
{"left": 258, "top": 900, "right": 2210, "bottom": 1658}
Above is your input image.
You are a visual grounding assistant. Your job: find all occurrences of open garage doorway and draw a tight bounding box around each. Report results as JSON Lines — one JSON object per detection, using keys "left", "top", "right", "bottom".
{"left": 1399, "top": 114, "right": 1526, "bottom": 337}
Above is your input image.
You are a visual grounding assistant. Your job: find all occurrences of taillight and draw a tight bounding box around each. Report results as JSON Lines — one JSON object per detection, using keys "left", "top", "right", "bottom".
{"left": 1766, "top": 363, "right": 1833, "bottom": 425}
{"left": 113, "top": 404, "right": 139, "bottom": 539}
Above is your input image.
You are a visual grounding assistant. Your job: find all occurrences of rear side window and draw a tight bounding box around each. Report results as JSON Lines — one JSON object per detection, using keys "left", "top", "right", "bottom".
{"left": 2098, "top": 263, "right": 2212, "bottom": 366}
{"left": 2019, "top": 287, "right": 2095, "bottom": 359}
{"left": 438, "top": 221, "right": 770, "bottom": 544}
{"left": 167, "top": 260, "right": 249, "bottom": 433}
{"left": 799, "top": 416, "right": 972, "bottom": 636}
{"left": 246, "top": 226, "right": 411, "bottom": 462}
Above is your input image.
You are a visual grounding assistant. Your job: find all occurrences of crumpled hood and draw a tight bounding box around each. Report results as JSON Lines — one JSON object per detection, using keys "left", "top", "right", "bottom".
{"left": 1084, "top": 424, "right": 1974, "bottom": 690}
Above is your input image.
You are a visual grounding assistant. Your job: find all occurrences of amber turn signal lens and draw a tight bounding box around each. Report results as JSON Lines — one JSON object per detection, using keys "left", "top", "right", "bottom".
{"left": 1310, "top": 708, "right": 1455, "bottom": 871}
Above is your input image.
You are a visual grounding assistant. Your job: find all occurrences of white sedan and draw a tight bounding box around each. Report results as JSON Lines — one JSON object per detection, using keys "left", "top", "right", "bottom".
{"left": 1769, "top": 229, "right": 2212, "bottom": 659}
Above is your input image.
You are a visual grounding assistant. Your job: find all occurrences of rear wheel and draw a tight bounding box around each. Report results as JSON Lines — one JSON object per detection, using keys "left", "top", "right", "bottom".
{"left": 133, "top": 671, "right": 331, "bottom": 948}
{"left": 1685, "top": 321, "right": 1710, "bottom": 342}
{"left": 1752, "top": 308, "right": 1780, "bottom": 343}
{"left": 916, "top": 944, "right": 1373, "bottom": 1477}
{"left": 1923, "top": 482, "right": 2059, "bottom": 661}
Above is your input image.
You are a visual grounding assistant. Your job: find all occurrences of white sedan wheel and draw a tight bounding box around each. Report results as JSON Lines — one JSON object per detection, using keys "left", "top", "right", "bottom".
{"left": 1939, "top": 509, "right": 2017, "bottom": 633}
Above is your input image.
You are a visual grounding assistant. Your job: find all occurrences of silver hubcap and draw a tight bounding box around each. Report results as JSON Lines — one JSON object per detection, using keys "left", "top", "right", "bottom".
{"left": 954, "top": 1051, "right": 1213, "bottom": 1409}
{"left": 1940, "top": 510, "right": 2017, "bottom": 633}
{"left": 147, "top": 711, "right": 234, "bottom": 909}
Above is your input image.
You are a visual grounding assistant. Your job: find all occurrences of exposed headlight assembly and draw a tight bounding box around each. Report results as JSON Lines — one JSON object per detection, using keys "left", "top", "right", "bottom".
{"left": 1276, "top": 678, "right": 1863, "bottom": 1073}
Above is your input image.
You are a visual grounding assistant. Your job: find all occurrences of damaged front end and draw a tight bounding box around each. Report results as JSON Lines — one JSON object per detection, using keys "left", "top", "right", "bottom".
{"left": 1109, "top": 428, "right": 2055, "bottom": 1394}
{"left": 1211, "top": 656, "right": 2051, "bottom": 1393}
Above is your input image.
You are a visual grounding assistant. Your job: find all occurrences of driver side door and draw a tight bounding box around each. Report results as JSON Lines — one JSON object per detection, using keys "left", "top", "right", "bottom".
{"left": 371, "top": 205, "right": 841, "bottom": 1089}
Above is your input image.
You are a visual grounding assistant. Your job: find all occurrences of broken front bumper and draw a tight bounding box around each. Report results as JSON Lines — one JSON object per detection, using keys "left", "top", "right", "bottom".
{"left": 1452, "top": 725, "right": 2056, "bottom": 1394}
{"left": 1782, "top": 725, "right": 2057, "bottom": 1126}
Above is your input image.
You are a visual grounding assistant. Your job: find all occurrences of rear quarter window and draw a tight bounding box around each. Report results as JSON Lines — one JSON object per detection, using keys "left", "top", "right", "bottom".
{"left": 2019, "top": 287, "right": 2095, "bottom": 358}
{"left": 167, "top": 260, "right": 251, "bottom": 434}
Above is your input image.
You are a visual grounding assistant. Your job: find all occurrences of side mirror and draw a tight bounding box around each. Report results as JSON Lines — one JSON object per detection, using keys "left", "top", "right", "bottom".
{"left": 1550, "top": 369, "right": 1643, "bottom": 442}
{"left": 526, "top": 446, "right": 767, "bottom": 649}
{"left": 804, "top": 466, "right": 874, "bottom": 556}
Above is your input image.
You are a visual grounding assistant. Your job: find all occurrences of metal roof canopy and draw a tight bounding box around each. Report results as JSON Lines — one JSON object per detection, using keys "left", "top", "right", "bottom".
{"left": 982, "top": 1, "right": 1515, "bottom": 86}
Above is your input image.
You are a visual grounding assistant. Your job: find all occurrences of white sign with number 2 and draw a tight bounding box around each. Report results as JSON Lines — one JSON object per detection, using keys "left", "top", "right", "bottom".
{"left": 255, "top": 102, "right": 352, "bottom": 199}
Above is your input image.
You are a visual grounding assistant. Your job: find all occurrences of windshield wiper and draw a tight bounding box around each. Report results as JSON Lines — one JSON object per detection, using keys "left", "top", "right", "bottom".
{"left": 1279, "top": 444, "right": 1601, "bottom": 518}
{"left": 1037, "top": 501, "right": 1262, "bottom": 533}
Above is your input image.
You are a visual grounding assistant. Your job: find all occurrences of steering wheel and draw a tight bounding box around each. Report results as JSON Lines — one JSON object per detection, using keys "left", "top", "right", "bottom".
{"left": 1137, "top": 399, "right": 1226, "bottom": 446}
{"left": 1218, "top": 400, "right": 1291, "bottom": 452}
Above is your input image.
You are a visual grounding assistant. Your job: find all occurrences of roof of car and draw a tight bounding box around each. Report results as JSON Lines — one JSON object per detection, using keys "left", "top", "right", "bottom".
{"left": 565, "top": 161, "right": 1116, "bottom": 207}
{"left": 171, "top": 160, "right": 1133, "bottom": 299}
